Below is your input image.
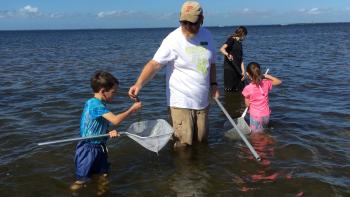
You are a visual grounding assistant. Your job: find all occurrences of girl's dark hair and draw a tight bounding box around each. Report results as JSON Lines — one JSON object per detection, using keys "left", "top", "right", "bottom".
{"left": 246, "top": 62, "right": 262, "bottom": 85}
{"left": 91, "top": 71, "right": 119, "bottom": 93}
{"left": 232, "top": 26, "right": 248, "bottom": 37}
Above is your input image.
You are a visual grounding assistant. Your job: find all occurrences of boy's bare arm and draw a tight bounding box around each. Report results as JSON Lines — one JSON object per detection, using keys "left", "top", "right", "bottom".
{"left": 102, "top": 102, "right": 142, "bottom": 126}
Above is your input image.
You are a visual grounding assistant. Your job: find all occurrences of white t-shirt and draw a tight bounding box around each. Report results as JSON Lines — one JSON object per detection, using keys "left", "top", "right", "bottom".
{"left": 153, "top": 27, "right": 216, "bottom": 110}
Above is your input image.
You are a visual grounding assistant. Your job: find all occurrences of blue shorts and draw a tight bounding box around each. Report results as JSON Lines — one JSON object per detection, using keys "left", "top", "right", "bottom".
{"left": 249, "top": 115, "right": 270, "bottom": 133}
{"left": 74, "top": 141, "right": 110, "bottom": 181}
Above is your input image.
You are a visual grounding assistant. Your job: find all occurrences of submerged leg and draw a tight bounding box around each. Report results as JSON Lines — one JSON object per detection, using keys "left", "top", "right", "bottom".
{"left": 194, "top": 106, "right": 209, "bottom": 142}
{"left": 170, "top": 107, "right": 194, "bottom": 147}
{"left": 96, "top": 174, "right": 109, "bottom": 196}
{"left": 70, "top": 180, "right": 85, "bottom": 192}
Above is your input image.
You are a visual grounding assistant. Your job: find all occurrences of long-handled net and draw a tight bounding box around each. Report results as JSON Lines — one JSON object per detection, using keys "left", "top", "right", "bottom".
{"left": 38, "top": 119, "right": 174, "bottom": 153}
{"left": 224, "top": 107, "right": 250, "bottom": 139}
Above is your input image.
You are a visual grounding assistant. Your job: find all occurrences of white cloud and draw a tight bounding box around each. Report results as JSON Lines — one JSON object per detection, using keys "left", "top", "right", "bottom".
{"left": 307, "top": 8, "right": 321, "bottom": 15}
{"left": 298, "top": 7, "right": 333, "bottom": 15}
{"left": 49, "top": 13, "right": 64, "bottom": 18}
{"left": 231, "top": 8, "right": 274, "bottom": 17}
{"left": 156, "top": 12, "right": 177, "bottom": 20}
{"left": 96, "top": 9, "right": 176, "bottom": 21}
{"left": 97, "top": 11, "right": 115, "bottom": 18}
{"left": 243, "top": 8, "right": 250, "bottom": 13}
{"left": 21, "top": 5, "right": 38, "bottom": 13}
{"left": 0, "top": 10, "right": 15, "bottom": 18}
{"left": 97, "top": 10, "right": 137, "bottom": 18}
{"left": 0, "top": 5, "right": 42, "bottom": 18}
{"left": 19, "top": 5, "right": 41, "bottom": 16}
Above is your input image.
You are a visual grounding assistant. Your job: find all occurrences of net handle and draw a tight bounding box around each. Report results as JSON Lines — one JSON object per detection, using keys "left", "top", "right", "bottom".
{"left": 37, "top": 131, "right": 174, "bottom": 146}
{"left": 38, "top": 134, "right": 110, "bottom": 146}
{"left": 38, "top": 120, "right": 173, "bottom": 146}
{"left": 215, "top": 97, "right": 261, "bottom": 161}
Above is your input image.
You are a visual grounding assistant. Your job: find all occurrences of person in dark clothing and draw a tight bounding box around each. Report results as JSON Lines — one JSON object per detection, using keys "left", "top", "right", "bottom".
{"left": 220, "top": 26, "right": 248, "bottom": 92}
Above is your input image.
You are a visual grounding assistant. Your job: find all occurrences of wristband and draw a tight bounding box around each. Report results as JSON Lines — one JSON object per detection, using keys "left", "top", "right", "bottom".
{"left": 210, "top": 82, "right": 218, "bottom": 86}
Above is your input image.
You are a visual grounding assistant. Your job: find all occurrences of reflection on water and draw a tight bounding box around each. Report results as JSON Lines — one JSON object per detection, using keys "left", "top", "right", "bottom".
{"left": 169, "top": 146, "right": 209, "bottom": 197}
{"left": 223, "top": 91, "right": 246, "bottom": 119}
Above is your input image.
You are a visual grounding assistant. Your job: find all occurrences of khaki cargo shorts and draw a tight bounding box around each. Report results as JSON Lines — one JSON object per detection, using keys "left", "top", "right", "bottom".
{"left": 169, "top": 106, "right": 209, "bottom": 146}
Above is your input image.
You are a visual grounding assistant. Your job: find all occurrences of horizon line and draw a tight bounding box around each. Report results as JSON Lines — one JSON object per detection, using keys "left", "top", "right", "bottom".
{"left": 0, "top": 21, "right": 349, "bottom": 32}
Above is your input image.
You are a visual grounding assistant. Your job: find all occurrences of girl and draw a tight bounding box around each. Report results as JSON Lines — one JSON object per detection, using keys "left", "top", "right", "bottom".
{"left": 220, "top": 26, "right": 247, "bottom": 92}
{"left": 242, "top": 62, "right": 282, "bottom": 133}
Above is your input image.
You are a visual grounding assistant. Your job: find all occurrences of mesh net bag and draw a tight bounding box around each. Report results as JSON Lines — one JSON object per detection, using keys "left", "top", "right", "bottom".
{"left": 224, "top": 117, "right": 251, "bottom": 140}
{"left": 125, "top": 119, "right": 174, "bottom": 153}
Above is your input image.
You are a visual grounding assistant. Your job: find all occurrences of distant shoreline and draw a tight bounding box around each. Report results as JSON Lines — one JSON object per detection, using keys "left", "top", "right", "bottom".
{"left": 0, "top": 21, "right": 349, "bottom": 32}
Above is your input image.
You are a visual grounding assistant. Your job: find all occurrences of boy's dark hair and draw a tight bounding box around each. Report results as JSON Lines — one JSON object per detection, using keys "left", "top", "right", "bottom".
{"left": 246, "top": 62, "right": 262, "bottom": 85}
{"left": 91, "top": 71, "right": 119, "bottom": 93}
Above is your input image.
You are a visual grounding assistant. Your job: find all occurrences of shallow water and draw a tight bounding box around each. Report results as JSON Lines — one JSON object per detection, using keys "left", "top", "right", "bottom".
{"left": 0, "top": 23, "right": 349, "bottom": 196}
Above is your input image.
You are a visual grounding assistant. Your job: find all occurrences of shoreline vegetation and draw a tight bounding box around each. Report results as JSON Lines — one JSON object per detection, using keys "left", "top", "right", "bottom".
{"left": 0, "top": 21, "right": 349, "bottom": 32}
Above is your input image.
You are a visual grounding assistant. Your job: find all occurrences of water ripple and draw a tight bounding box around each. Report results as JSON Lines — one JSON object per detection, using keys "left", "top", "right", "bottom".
{"left": 0, "top": 24, "right": 349, "bottom": 196}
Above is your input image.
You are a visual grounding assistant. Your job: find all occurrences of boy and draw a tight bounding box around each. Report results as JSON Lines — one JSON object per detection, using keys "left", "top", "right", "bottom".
{"left": 71, "top": 71, "right": 141, "bottom": 190}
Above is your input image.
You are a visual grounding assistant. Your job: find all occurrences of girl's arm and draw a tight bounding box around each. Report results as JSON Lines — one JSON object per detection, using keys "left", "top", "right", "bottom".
{"left": 244, "top": 98, "right": 250, "bottom": 107}
{"left": 264, "top": 74, "right": 282, "bottom": 86}
{"left": 220, "top": 44, "right": 229, "bottom": 56}
{"left": 240, "top": 61, "right": 245, "bottom": 81}
{"left": 220, "top": 44, "right": 233, "bottom": 61}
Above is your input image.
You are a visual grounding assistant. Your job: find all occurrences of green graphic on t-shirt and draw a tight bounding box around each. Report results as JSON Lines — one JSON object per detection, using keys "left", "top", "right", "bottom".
{"left": 185, "top": 46, "right": 209, "bottom": 75}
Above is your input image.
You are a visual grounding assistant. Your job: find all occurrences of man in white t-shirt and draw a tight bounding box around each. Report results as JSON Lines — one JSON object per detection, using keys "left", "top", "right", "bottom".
{"left": 128, "top": 1, "right": 219, "bottom": 148}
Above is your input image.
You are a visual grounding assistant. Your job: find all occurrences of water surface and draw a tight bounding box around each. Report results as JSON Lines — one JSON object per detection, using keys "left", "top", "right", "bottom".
{"left": 0, "top": 23, "right": 349, "bottom": 196}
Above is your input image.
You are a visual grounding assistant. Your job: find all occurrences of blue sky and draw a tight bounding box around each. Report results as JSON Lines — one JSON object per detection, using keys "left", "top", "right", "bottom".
{"left": 0, "top": 0, "right": 349, "bottom": 30}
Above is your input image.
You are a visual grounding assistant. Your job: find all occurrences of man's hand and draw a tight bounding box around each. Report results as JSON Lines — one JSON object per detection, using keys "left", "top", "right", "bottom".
{"left": 211, "top": 85, "right": 220, "bottom": 99}
{"left": 128, "top": 84, "right": 141, "bottom": 102}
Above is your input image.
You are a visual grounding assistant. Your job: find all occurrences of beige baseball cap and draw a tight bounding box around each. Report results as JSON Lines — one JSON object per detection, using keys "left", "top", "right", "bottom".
{"left": 179, "top": 1, "right": 203, "bottom": 23}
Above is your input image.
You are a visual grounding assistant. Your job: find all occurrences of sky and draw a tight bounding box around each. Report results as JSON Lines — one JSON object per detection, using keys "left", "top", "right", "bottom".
{"left": 0, "top": 0, "right": 349, "bottom": 30}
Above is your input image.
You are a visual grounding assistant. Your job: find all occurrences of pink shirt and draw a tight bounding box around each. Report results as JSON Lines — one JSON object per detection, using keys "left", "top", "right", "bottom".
{"left": 242, "top": 79, "right": 272, "bottom": 117}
